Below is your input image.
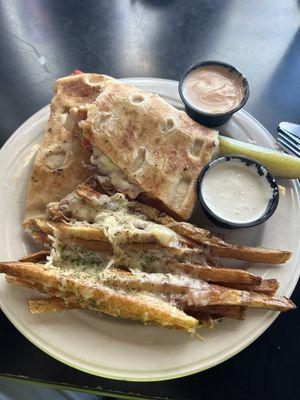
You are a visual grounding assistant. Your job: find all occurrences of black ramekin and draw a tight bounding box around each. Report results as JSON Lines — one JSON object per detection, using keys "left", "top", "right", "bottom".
{"left": 197, "top": 155, "right": 279, "bottom": 229}
{"left": 179, "top": 61, "right": 250, "bottom": 127}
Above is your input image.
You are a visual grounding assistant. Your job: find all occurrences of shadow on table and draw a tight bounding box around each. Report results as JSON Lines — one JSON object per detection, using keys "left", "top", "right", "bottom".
{"left": 253, "top": 27, "right": 300, "bottom": 126}
{"left": 132, "top": 0, "right": 176, "bottom": 7}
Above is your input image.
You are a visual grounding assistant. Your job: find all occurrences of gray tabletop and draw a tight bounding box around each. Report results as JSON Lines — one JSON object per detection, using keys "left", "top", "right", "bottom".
{"left": 0, "top": 1, "right": 299, "bottom": 399}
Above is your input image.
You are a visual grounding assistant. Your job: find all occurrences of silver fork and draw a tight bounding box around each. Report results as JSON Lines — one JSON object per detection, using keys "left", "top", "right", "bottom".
{"left": 277, "top": 122, "right": 300, "bottom": 157}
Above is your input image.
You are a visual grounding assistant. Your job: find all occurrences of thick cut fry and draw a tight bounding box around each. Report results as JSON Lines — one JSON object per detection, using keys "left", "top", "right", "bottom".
{"left": 49, "top": 182, "right": 291, "bottom": 265}
{"left": 6, "top": 273, "right": 244, "bottom": 321}
{"left": 186, "top": 305, "right": 246, "bottom": 320}
{"left": 29, "top": 219, "right": 277, "bottom": 287}
{"left": 26, "top": 297, "right": 245, "bottom": 320}
{"left": 202, "top": 285, "right": 295, "bottom": 311}
{"left": 28, "top": 298, "right": 79, "bottom": 314}
{"left": 6, "top": 275, "right": 77, "bottom": 300}
{"left": 0, "top": 262, "right": 198, "bottom": 331}
{"left": 226, "top": 279, "right": 279, "bottom": 295}
{"left": 49, "top": 221, "right": 107, "bottom": 241}
{"left": 209, "top": 240, "right": 291, "bottom": 264}
{"left": 6, "top": 275, "right": 35, "bottom": 287}
{"left": 36, "top": 218, "right": 193, "bottom": 248}
{"left": 145, "top": 261, "right": 261, "bottom": 285}
{"left": 19, "top": 250, "right": 49, "bottom": 263}
{"left": 7, "top": 275, "right": 217, "bottom": 324}
{"left": 27, "top": 297, "right": 245, "bottom": 321}
{"left": 166, "top": 222, "right": 291, "bottom": 264}
{"left": 4, "top": 262, "right": 294, "bottom": 318}
{"left": 87, "top": 268, "right": 294, "bottom": 311}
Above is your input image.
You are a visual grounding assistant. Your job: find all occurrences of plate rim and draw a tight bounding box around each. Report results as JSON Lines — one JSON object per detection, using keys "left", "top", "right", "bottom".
{"left": 0, "top": 77, "right": 299, "bottom": 382}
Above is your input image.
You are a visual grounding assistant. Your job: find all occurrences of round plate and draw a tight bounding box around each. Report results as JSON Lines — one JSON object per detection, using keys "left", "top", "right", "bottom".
{"left": 0, "top": 78, "right": 299, "bottom": 382}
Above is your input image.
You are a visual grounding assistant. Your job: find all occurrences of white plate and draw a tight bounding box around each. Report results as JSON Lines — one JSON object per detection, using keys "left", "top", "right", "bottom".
{"left": 0, "top": 78, "right": 299, "bottom": 382}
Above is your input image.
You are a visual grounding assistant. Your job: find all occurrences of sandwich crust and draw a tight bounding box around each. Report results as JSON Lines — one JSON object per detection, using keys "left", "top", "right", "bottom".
{"left": 79, "top": 79, "right": 219, "bottom": 220}
{"left": 23, "top": 73, "right": 112, "bottom": 224}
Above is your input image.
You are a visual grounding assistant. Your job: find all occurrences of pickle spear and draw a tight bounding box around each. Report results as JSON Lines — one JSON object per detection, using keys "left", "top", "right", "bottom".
{"left": 219, "top": 136, "right": 300, "bottom": 179}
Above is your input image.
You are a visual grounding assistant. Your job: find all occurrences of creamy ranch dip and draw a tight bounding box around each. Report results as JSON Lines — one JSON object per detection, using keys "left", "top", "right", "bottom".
{"left": 183, "top": 65, "right": 245, "bottom": 114}
{"left": 201, "top": 159, "right": 274, "bottom": 224}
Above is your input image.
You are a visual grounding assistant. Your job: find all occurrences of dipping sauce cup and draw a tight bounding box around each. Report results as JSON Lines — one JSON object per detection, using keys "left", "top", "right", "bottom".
{"left": 197, "top": 155, "right": 279, "bottom": 229}
{"left": 179, "top": 61, "right": 250, "bottom": 127}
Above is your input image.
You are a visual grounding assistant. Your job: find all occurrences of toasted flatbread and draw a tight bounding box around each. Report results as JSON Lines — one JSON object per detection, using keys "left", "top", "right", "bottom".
{"left": 77, "top": 79, "right": 219, "bottom": 220}
{"left": 23, "top": 73, "right": 112, "bottom": 226}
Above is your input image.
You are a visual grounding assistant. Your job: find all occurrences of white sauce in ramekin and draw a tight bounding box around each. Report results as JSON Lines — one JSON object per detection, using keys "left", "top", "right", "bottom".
{"left": 201, "top": 159, "right": 274, "bottom": 224}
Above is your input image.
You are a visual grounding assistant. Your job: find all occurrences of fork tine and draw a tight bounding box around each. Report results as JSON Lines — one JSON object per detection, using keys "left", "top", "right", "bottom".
{"left": 278, "top": 132, "right": 300, "bottom": 155}
{"left": 277, "top": 138, "right": 300, "bottom": 157}
{"left": 278, "top": 130, "right": 300, "bottom": 146}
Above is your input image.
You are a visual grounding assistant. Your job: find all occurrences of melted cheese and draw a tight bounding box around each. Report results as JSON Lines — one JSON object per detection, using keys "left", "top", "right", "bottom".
{"left": 91, "top": 148, "right": 141, "bottom": 199}
{"left": 46, "top": 238, "right": 210, "bottom": 307}
{"left": 98, "top": 211, "right": 179, "bottom": 249}
{"left": 46, "top": 190, "right": 212, "bottom": 310}
{"left": 61, "top": 192, "right": 180, "bottom": 249}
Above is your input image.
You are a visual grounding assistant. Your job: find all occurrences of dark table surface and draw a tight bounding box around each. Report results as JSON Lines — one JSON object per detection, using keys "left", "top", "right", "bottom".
{"left": 1, "top": 1, "right": 300, "bottom": 399}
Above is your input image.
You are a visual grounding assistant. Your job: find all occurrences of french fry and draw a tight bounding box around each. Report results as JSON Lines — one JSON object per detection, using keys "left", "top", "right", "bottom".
{"left": 34, "top": 218, "right": 193, "bottom": 248}
{"left": 6, "top": 274, "right": 245, "bottom": 321}
{"left": 26, "top": 297, "right": 246, "bottom": 320}
{"left": 6, "top": 275, "right": 35, "bottom": 287}
{"left": 146, "top": 261, "right": 261, "bottom": 285}
{"left": 99, "top": 270, "right": 295, "bottom": 311}
{"left": 186, "top": 305, "right": 246, "bottom": 320}
{"left": 27, "top": 297, "right": 245, "bottom": 321}
{"left": 28, "top": 220, "right": 265, "bottom": 287}
{"left": 208, "top": 240, "right": 291, "bottom": 264}
{"left": 165, "top": 222, "right": 292, "bottom": 264}
{"left": 47, "top": 183, "right": 292, "bottom": 265}
{"left": 14, "top": 178, "right": 296, "bottom": 329}
{"left": 19, "top": 250, "right": 49, "bottom": 263}
{"left": 203, "top": 285, "right": 295, "bottom": 311}
{"left": 28, "top": 297, "right": 79, "bottom": 314}
{"left": 225, "top": 279, "right": 279, "bottom": 295}
{"left": 1, "top": 262, "right": 198, "bottom": 331}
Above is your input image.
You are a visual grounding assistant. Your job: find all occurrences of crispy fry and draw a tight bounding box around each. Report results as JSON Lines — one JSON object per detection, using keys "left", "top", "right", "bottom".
{"left": 13, "top": 179, "right": 296, "bottom": 328}
{"left": 36, "top": 218, "right": 193, "bottom": 248}
{"left": 4, "top": 258, "right": 294, "bottom": 321}
{"left": 166, "top": 222, "right": 291, "bottom": 264}
{"left": 6, "top": 275, "right": 35, "bottom": 287}
{"left": 6, "top": 275, "right": 78, "bottom": 300}
{"left": 154, "top": 262, "right": 261, "bottom": 285}
{"left": 204, "top": 285, "right": 295, "bottom": 311}
{"left": 209, "top": 240, "right": 291, "bottom": 264}
{"left": 26, "top": 297, "right": 245, "bottom": 320}
{"left": 7, "top": 275, "right": 67, "bottom": 298}
{"left": 27, "top": 297, "right": 244, "bottom": 322}
{"left": 186, "top": 305, "right": 246, "bottom": 320}
{"left": 8, "top": 275, "right": 217, "bottom": 324}
{"left": 5, "top": 272, "right": 245, "bottom": 321}
{"left": 50, "top": 183, "right": 292, "bottom": 265}
{"left": 19, "top": 250, "right": 49, "bottom": 263}
{"left": 28, "top": 297, "right": 79, "bottom": 314}
{"left": 92, "top": 268, "right": 294, "bottom": 312}
{"left": 117, "top": 271, "right": 287, "bottom": 311}
{"left": 26, "top": 219, "right": 278, "bottom": 287}
{"left": 1, "top": 262, "right": 198, "bottom": 331}
{"left": 226, "top": 279, "right": 279, "bottom": 295}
